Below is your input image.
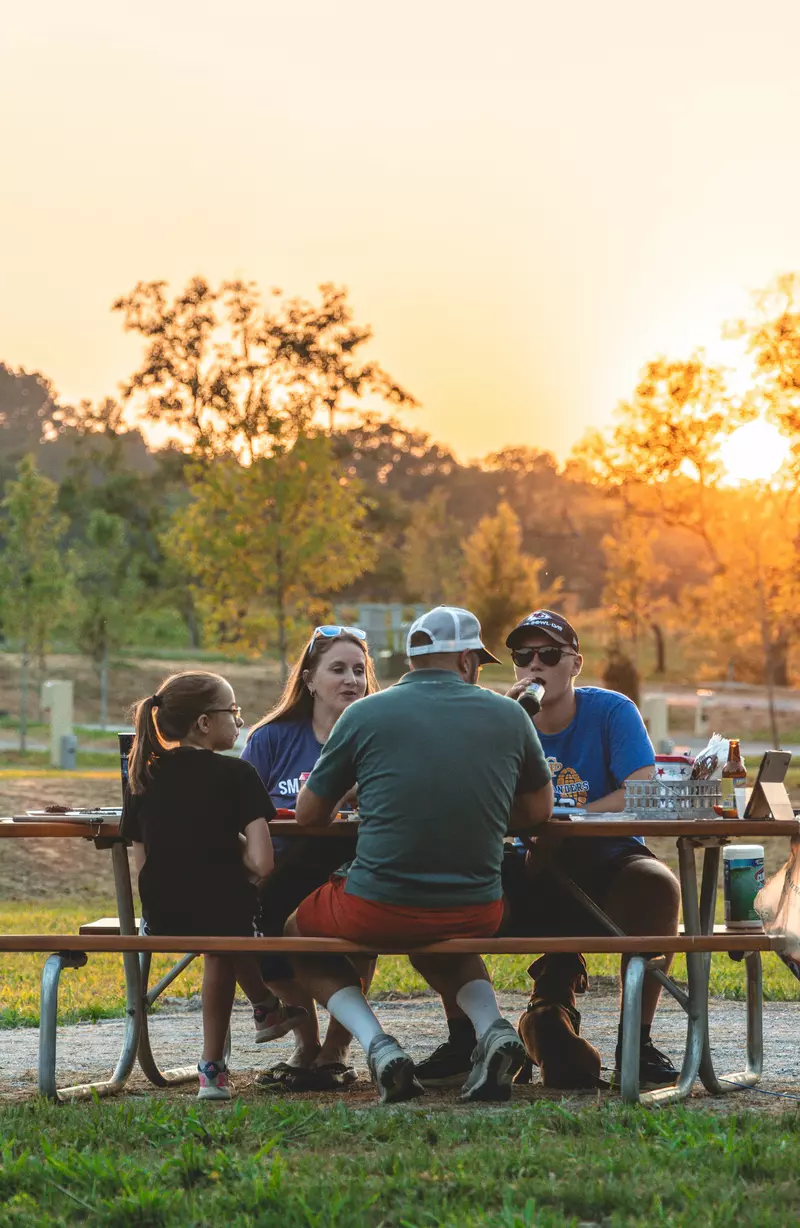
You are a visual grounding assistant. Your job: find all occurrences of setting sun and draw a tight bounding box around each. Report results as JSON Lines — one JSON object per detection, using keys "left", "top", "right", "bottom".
{"left": 719, "top": 418, "right": 791, "bottom": 485}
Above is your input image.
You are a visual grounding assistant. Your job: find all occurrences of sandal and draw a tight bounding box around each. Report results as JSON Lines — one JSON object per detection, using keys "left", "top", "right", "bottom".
{"left": 281, "top": 1063, "right": 358, "bottom": 1092}
{"left": 254, "top": 1062, "right": 298, "bottom": 1088}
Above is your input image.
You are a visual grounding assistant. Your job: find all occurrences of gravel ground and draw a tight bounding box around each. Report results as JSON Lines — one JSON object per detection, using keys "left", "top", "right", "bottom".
{"left": 1, "top": 985, "right": 798, "bottom": 1111}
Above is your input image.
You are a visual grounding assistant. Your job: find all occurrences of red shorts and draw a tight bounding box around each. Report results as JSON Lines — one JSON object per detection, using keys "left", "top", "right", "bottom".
{"left": 294, "top": 876, "right": 503, "bottom": 945}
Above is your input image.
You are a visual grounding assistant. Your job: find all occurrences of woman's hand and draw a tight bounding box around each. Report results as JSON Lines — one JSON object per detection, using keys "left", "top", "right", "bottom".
{"left": 505, "top": 680, "right": 528, "bottom": 702}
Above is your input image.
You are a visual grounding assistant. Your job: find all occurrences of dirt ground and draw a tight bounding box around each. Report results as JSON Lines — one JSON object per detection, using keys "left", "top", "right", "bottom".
{"left": 1, "top": 987, "right": 798, "bottom": 1113}
{"left": 0, "top": 777, "right": 126, "bottom": 900}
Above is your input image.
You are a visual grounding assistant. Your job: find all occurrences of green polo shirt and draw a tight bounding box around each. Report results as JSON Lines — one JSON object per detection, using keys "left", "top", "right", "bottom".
{"left": 305, "top": 669, "right": 551, "bottom": 907}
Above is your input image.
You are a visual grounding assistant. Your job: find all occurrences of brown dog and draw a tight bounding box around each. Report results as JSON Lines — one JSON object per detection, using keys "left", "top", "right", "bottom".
{"left": 515, "top": 954, "right": 605, "bottom": 1088}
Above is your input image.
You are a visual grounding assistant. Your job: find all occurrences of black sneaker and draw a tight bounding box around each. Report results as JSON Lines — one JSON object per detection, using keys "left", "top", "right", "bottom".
{"left": 414, "top": 1039, "right": 473, "bottom": 1088}
{"left": 614, "top": 1039, "right": 678, "bottom": 1090}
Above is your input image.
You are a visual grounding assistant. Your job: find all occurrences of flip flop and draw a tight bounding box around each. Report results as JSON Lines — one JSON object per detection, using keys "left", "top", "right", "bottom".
{"left": 254, "top": 1062, "right": 299, "bottom": 1088}
{"left": 281, "top": 1063, "right": 358, "bottom": 1092}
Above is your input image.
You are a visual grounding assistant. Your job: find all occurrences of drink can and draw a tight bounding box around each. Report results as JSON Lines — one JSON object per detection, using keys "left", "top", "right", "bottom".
{"left": 723, "top": 845, "right": 765, "bottom": 929}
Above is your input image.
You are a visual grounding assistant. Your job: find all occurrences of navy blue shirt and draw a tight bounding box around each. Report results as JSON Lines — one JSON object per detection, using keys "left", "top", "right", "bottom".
{"left": 241, "top": 717, "right": 351, "bottom": 868}
{"left": 241, "top": 719, "right": 323, "bottom": 808}
{"left": 536, "top": 686, "right": 655, "bottom": 868}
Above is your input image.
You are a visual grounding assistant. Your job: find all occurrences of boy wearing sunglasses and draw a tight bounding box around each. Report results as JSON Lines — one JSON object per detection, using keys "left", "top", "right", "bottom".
{"left": 506, "top": 610, "right": 679, "bottom": 1090}
{"left": 416, "top": 609, "right": 680, "bottom": 1093}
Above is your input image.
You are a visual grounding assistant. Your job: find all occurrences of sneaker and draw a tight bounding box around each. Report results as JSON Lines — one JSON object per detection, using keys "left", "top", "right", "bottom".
{"left": 197, "top": 1060, "right": 232, "bottom": 1101}
{"left": 460, "top": 1019, "right": 526, "bottom": 1103}
{"left": 366, "top": 1034, "right": 425, "bottom": 1105}
{"left": 253, "top": 1001, "right": 308, "bottom": 1043}
{"left": 614, "top": 1039, "right": 678, "bottom": 1091}
{"left": 414, "top": 1039, "right": 474, "bottom": 1088}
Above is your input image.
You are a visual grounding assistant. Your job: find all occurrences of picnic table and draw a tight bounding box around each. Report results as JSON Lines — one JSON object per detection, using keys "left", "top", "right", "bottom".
{"left": 1, "top": 813, "right": 798, "bottom": 1105}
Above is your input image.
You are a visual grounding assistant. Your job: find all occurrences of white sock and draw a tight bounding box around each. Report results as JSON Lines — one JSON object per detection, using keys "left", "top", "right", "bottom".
{"left": 455, "top": 979, "right": 503, "bottom": 1040}
{"left": 326, "top": 986, "right": 384, "bottom": 1053}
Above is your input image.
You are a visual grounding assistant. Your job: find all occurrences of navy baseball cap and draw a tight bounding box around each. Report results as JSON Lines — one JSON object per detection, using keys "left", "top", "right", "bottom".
{"left": 505, "top": 610, "right": 580, "bottom": 652}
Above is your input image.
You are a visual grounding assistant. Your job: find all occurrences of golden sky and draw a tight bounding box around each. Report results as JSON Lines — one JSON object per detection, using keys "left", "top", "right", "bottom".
{"left": 3, "top": 0, "right": 800, "bottom": 461}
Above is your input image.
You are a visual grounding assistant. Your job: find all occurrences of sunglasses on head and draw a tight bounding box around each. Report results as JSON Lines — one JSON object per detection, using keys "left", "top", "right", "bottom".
{"left": 310, "top": 625, "right": 367, "bottom": 646}
{"left": 511, "top": 645, "right": 575, "bottom": 668}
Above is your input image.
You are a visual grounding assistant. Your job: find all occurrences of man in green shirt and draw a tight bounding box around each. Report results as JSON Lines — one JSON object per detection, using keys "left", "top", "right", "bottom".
{"left": 287, "top": 605, "right": 554, "bottom": 1105}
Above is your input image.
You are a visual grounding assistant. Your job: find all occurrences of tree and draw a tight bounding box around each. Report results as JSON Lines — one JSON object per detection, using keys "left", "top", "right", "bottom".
{"left": 572, "top": 353, "right": 752, "bottom": 568}
{"left": 676, "top": 487, "right": 799, "bottom": 741}
{"left": 728, "top": 272, "right": 800, "bottom": 484}
{"left": 113, "top": 279, "right": 416, "bottom": 462}
{"left": 167, "top": 434, "right": 377, "bottom": 677}
{"left": 401, "top": 488, "right": 465, "bottom": 605}
{"left": 462, "top": 502, "right": 563, "bottom": 656}
{"left": 0, "top": 456, "right": 68, "bottom": 748}
{"left": 54, "top": 400, "right": 200, "bottom": 645}
{"left": 601, "top": 520, "right": 668, "bottom": 671}
{"left": 0, "top": 365, "right": 62, "bottom": 486}
{"left": 67, "top": 510, "right": 145, "bottom": 726}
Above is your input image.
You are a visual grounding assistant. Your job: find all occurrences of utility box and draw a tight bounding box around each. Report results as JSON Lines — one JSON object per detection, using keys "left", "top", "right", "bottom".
{"left": 59, "top": 734, "right": 78, "bottom": 770}
{"left": 694, "top": 689, "right": 714, "bottom": 738}
{"left": 41, "top": 680, "right": 74, "bottom": 768}
{"left": 641, "top": 695, "right": 671, "bottom": 755}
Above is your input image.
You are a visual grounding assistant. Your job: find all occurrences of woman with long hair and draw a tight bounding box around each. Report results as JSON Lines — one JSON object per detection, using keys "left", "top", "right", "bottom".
{"left": 241, "top": 626, "right": 379, "bottom": 1091}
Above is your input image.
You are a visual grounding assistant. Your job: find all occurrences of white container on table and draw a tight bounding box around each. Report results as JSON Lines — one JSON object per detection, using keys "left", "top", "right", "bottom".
{"left": 723, "top": 845, "right": 765, "bottom": 929}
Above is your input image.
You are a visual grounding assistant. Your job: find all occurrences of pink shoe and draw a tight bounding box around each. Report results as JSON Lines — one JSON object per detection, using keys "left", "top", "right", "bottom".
{"left": 197, "top": 1060, "right": 232, "bottom": 1100}
{"left": 253, "top": 1001, "right": 308, "bottom": 1043}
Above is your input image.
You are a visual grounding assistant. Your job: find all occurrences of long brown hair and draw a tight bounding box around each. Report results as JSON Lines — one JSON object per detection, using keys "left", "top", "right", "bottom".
{"left": 127, "top": 671, "right": 230, "bottom": 795}
{"left": 247, "top": 632, "right": 378, "bottom": 740}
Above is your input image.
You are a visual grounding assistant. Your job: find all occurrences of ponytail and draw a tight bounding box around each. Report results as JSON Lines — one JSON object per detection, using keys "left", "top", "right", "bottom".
{"left": 126, "top": 671, "right": 231, "bottom": 794}
{"left": 127, "top": 694, "right": 163, "bottom": 795}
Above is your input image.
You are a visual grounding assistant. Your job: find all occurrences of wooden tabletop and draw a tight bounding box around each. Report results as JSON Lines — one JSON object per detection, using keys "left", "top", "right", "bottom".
{"left": 2, "top": 816, "right": 798, "bottom": 840}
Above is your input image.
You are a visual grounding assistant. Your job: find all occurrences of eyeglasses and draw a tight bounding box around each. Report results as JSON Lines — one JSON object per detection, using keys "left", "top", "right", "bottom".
{"left": 207, "top": 705, "right": 243, "bottom": 719}
{"left": 511, "top": 646, "right": 576, "bottom": 668}
{"left": 310, "top": 625, "right": 367, "bottom": 645}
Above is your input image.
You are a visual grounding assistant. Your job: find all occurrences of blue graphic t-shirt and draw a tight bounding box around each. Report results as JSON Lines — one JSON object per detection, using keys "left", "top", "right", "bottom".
{"left": 241, "top": 719, "right": 324, "bottom": 808}
{"left": 536, "top": 686, "right": 655, "bottom": 868}
{"left": 241, "top": 717, "right": 358, "bottom": 874}
{"left": 241, "top": 719, "right": 325, "bottom": 862}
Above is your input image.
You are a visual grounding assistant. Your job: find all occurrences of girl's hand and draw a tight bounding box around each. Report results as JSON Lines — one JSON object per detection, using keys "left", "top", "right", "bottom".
{"left": 505, "top": 680, "right": 529, "bottom": 702}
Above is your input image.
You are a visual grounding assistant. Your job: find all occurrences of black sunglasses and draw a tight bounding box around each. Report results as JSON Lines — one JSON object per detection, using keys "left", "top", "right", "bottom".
{"left": 511, "top": 646, "right": 575, "bottom": 668}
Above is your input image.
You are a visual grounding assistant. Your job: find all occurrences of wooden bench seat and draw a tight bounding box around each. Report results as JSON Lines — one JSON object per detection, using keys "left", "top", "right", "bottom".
{"left": 0, "top": 933, "right": 779, "bottom": 955}
{"left": 75, "top": 917, "right": 763, "bottom": 941}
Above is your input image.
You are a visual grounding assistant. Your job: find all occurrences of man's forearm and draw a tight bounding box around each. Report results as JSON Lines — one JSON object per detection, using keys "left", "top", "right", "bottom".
{"left": 585, "top": 787, "right": 625, "bottom": 813}
{"left": 295, "top": 785, "right": 339, "bottom": 826}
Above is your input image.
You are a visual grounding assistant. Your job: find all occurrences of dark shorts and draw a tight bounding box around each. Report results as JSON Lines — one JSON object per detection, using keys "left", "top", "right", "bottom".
{"left": 258, "top": 838, "right": 357, "bottom": 980}
{"left": 501, "top": 841, "right": 657, "bottom": 938}
{"left": 142, "top": 908, "right": 264, "bottom": 939}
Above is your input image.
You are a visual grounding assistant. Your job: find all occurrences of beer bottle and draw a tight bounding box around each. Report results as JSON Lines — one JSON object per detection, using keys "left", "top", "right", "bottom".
{"left": 519, "top": 681, "right": 545, "bottom": 718}
{"left": 721, "top": 738, "right": 747, "bottom": 818}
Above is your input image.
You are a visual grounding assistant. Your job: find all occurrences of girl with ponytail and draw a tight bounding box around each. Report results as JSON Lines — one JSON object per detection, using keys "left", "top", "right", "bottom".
{"left": 123, "top": 670, "right": 305, "bottom": 1100}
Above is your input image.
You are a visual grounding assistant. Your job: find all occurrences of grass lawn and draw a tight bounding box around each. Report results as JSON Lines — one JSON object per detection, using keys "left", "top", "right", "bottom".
{"left": 0, "top": 751, "right": 120, "bottom": 771}
{"left": 0, "top": 1098, "right": 798, "bottom": 1226}
{"left": 1, "top": 899, "right": 798, "bottom": 1030}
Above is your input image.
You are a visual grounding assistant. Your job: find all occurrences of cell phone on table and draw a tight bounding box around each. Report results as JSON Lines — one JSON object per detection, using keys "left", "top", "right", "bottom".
{"left": 742, "top": 751, "right": 793, "bottom": 820}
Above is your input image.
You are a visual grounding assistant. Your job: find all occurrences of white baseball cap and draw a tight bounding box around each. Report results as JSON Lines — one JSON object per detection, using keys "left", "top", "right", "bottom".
{"left": 406, "top": 606, "right": 501, "bottom": 665}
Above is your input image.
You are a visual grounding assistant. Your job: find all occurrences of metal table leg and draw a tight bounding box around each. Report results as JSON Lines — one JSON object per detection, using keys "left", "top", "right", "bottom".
{"left": 695, "top": 843, "right": 764, "bottom": 1094}
{"left": 628, "top": 839, "right": 710, "bottom": 1105}
{"left": 549, "top": 860, "right": 693, "bottom": 1104}
{"left": 136, "top": 947, "right": 203, "bottom": 1087}
{"left": 39, "top": 841, "right": 142, "bottom": 1101}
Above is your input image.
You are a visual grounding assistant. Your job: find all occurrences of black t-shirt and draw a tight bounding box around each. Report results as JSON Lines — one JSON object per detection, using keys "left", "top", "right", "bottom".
{"left": 122, "top": 747, "right": 276, "bottom": 936}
